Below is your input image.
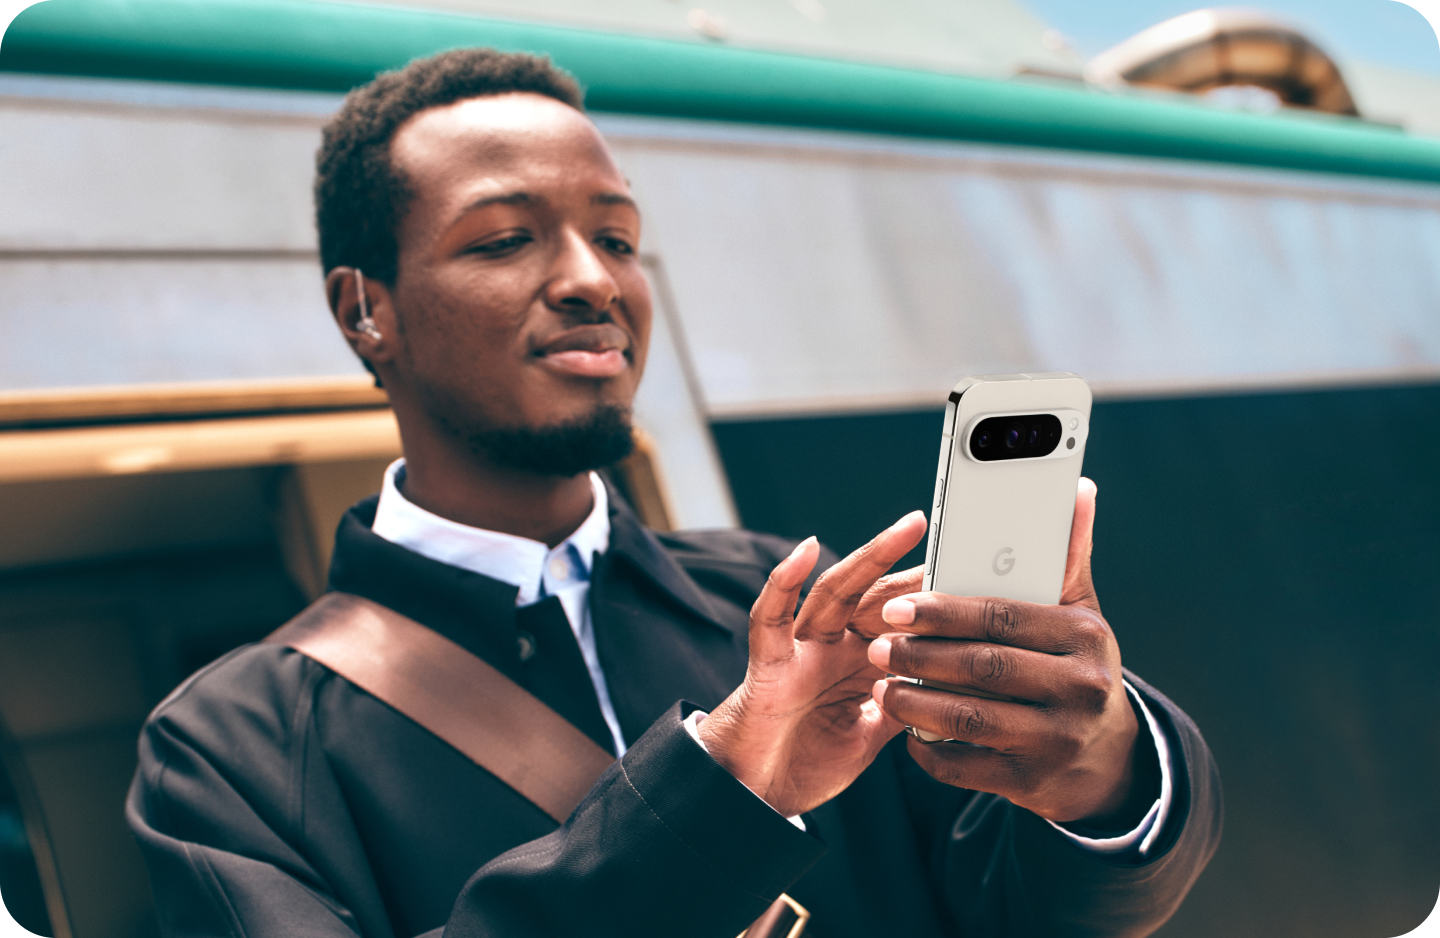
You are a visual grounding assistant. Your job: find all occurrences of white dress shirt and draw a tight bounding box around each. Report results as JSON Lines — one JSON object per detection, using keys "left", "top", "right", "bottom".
{"left": 370, "top": 457, "right": 1173, "bottom": 856}
{"left": 372, "top": 459, "right": 627, "bottom": 757}
{"left": 1048, "top": 682, "right": 1173, "bottom": 856}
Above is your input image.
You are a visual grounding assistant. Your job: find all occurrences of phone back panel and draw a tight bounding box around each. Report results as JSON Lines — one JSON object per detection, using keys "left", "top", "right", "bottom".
{"left": 921, "top": 374, "right": 1092, "bottom": 605}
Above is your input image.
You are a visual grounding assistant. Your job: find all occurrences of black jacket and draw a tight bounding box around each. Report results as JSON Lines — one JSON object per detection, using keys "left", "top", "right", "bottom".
{"left": 127, "top": 492, "right": 1221, "bottom": 938}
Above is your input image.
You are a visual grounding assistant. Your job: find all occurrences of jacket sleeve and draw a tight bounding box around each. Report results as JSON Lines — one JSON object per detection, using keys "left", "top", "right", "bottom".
{"left": 127, "top": 647, "right": 389, "bottom": 938}
{"left": 444, "top": 702, "right": 824, "bottom": 936}
{"left": 128, "top": 647, "right": 824, "bottom": 938}
{"left": 930, "top": 671, "right": 1223, "bottom": 938}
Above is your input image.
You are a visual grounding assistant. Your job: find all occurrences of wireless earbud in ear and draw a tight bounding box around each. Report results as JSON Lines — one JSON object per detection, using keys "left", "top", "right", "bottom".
{"left": 355, "top": 269, "right": 382, "bottom": 341}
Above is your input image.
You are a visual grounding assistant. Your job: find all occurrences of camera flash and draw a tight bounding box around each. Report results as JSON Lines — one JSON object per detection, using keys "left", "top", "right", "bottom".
{"left": 1066, "top": 437, "right": 1076, "bottom": 449}
{"left": 1068, "top": 417, "right": 1079, "bottom": 430}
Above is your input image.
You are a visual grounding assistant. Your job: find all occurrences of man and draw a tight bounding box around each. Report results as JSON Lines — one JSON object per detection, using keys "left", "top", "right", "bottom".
{"left": 128, "top": 49, "right": 1220, "bottom": 937}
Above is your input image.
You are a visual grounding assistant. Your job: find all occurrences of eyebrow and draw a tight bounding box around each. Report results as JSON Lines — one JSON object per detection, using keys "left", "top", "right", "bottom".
{"left": 454, "top": 190, "right": 638, "bottom": 218}
{"left": 458, "top": 191, "right": 534, "bottom": 214}
{"left": 592, "top": 192, "right": 638, "bottom": 210}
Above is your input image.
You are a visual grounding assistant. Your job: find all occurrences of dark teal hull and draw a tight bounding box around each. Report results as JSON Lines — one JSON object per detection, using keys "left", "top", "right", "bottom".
{"left": 711, "top": 381, "right": 1440, "bottom": 938}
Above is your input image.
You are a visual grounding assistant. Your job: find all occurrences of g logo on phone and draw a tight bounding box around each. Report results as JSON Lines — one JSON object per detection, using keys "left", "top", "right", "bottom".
{"left": 993, "top": 547, "right": 1015, "bottom": 576}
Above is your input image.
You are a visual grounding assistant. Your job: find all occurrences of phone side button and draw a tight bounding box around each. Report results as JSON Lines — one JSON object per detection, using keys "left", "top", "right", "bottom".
{"left": 933, "top": 476, "right": 945, "bottom": 510}
{"left": 926, "top": 524, "right": 938, "bottom": 575}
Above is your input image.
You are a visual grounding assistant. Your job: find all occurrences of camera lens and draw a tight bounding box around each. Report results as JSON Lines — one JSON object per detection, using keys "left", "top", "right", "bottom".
{"left": 972, "top": 414, "right": 1062, "bottom": 460}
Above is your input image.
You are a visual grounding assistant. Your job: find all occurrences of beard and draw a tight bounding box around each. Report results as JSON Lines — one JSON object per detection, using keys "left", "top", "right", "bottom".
{"left": 449, "top": 404, "right": 636, "bottom": 477}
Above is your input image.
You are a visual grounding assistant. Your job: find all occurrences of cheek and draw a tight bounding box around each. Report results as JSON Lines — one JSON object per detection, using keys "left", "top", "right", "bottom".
{"left": 401, "top": 274, "right": 526, "bottom": 365}
{"left": 620, "top": 280, "right": 655, "bottom": 372}
{"left": 407, "top": 315, "right": 518, "bottom": 385}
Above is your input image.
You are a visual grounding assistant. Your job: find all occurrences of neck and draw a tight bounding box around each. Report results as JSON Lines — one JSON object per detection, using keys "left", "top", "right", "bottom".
{"left": 394, "top": 422, "right": 597, "bottom": 550}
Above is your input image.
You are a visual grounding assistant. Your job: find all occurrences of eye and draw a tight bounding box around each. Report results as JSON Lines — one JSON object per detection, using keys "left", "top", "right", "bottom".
{"left": 597, "top": 235, "right": 635, "bottom": 256}
{"left": 468, "top": 233, "right": 533, "bottom": 256}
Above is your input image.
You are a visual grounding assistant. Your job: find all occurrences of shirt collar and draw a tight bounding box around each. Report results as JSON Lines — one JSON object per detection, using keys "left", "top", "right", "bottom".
{"left": 370, "top": 458, "right": 609, "bottom": 607}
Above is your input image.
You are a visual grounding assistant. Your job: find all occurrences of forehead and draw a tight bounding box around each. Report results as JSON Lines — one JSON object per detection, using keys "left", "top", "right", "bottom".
{"left": 389, "top": 93, "right": 625, "bottom": 198}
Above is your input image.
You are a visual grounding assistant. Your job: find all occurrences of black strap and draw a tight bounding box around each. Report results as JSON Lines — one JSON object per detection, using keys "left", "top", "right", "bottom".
{"left": 264, "top": 591, "right": 808, "bottom": 937}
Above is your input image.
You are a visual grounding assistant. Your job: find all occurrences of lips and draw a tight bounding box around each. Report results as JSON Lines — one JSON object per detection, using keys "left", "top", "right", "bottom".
{"left": 533, "top": 324, "right": 631, "bottom": 379}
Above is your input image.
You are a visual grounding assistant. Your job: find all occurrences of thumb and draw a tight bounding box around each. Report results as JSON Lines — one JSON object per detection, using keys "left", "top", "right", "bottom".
{"left": 1061, "top": 477, "right": 1100, "bottom": 611}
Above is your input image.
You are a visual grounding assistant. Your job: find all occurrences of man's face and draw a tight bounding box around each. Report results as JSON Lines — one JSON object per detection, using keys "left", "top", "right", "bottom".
{"left": 382, "top": 93, "right": 651, "bottom": 458}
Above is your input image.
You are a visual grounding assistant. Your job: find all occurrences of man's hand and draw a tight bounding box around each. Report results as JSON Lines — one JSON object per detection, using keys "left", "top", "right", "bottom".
{"left": 697, "top": 512, "right": 929, "bottom": 818}
{"left": 862, "top": 479, "right": 1150, "bottom": 827}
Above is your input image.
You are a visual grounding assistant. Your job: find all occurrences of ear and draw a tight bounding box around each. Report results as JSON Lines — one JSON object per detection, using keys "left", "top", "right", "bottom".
{"left": 325, "top": 266, "right": 398, "bottom": 367}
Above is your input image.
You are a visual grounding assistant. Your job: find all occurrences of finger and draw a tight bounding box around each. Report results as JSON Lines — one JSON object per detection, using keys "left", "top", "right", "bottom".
{"left": 1061, "top": 477, "right": 1100, "bottom": 610}
{"left": 860, "top": 696, "right": 908, "bottom": 754}
{"left": 874, "top": 679, "right": 1052, "bottom": 750}
{"left": 847, "top": 565, "right": 924, "bottom": 638}
{"left": 794, "top": 511, "right": 927, "bottom": 643}
{"left": 904, "top": 735, "right": 1034, "bottom": 804}
{"left": 868, "top": 634, "right": 1075, "bottom": 703}
{"left": 879, "top": 591, "right": 1109, "bottom": 656}
{"left": 748, "top": 536, "right": 819, "bottom": 662}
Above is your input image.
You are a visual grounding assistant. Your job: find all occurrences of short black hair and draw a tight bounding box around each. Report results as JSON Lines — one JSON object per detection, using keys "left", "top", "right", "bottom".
{"left": 315, "top": 47, "right": 584, "bottom": 284}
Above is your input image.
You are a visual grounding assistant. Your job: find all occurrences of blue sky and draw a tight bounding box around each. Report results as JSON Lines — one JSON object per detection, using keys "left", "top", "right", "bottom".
{"left": 1019, "top": 0, "right": 1440, "bottom": 76}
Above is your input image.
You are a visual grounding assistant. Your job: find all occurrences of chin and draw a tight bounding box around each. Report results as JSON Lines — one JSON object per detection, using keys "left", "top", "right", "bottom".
{"left": 460, "top": 403, "right": 636, "bottom": 477}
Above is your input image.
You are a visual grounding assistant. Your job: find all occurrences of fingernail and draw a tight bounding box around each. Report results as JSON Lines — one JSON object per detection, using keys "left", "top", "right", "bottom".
{"left": 889, "top": 510, "right": 925, "bottom": 532}
{"left": 882, "top": 597, "right": 916, "bottom": 625}
{"left": 868, "top": 635, "right": 891, "bottom": 669}
{"left": 872, "top": 679, "right": 888, "bottom": 707}
{"left": 788, "top": 536, "right": 816, "bottom": 560}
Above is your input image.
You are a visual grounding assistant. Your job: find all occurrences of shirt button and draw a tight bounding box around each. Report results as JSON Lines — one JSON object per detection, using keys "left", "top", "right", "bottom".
{"left": 548, "top": 555, "right": 570, "bottom": 581}
{"left": 516, "top": 631, "right": 537, "bottom": 663}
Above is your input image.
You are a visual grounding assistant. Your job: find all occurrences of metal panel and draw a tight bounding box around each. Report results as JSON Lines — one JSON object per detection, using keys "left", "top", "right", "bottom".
{"left": 0, "top": 257, "right": 359, "bottom": 389}
{"left": 0, "top": 100, "right": 321, "bottom": 251}
{"left": 601, "top": 117, "right": 1440, "bottom": 416}
{"left": 5, "top": 0, "right": 1440, "bottom": 183}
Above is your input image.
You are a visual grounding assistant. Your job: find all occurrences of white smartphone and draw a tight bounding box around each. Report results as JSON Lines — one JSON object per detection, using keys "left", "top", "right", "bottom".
{"left": 907, "top": 372, "right": 1092, "bottom": 742}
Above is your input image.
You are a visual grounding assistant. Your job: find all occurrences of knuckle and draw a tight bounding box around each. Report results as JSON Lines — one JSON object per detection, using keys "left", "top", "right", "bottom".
{"left": 1071, "top": 668, "right": 1113, "bottom": 715}
{"left": 944, "top": 700, "right": 989, "bottom": 740}
{"left": 867, "top": 572, "right": 906, "bottom": 599}
{"left": 748, "top": 608, "right": 786, "bottom": 632}
{"left": 1057, "top": 653, "right": 1116, "bottom": 704}
{"left": 811, "top": 569, "right": 867, "bottom": 608}
{"left": 800, "top": 620, "right": 848, "bottom": 645}
{"left": 887, "top": 636, "right": 919, "bottom": 673}
{"left": 916, "top": 595, "right": 950, "bottom": 632}
{"left": 1052, "top": 729, "right": 1086, "bottom": 763}
{"left": 907, "top": 741, "right": 962, "bottom": 783}
{"left": 1043, "top": 610, "right": 1106, "bottom": 657}
{"left": 982, "top": 600, "right": 1021, "bottom": 643}
{"left": 937, "top": 760, "right": 976, "bottom": 789}
{"left": 1008, "top": 761, "right": 1042, "bottom": 798}
{"left": 969, "top": 646, "right": 1011, "bottom": 686}
{"left": 807, "top": 574, "right": 839, "bottom": 605}
{"left": 1067, "top": 611, "right": 1109, "bottom": 647}
{"left": 846, "top": 537, "right": 885, "bottom": 575}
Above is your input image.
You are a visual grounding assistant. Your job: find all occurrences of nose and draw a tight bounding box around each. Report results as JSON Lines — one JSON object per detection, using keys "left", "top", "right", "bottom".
{"left": 544, "top": 229, "right": 621, "bottom": 318}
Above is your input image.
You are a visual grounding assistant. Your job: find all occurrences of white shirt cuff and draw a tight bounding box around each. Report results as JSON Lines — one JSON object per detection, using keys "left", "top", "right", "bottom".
{"left": 683, "top": 710, "right": 807, "bottom": 832}
{"left": 1045, "top": 680, "right": 1174, "bottom": 857}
